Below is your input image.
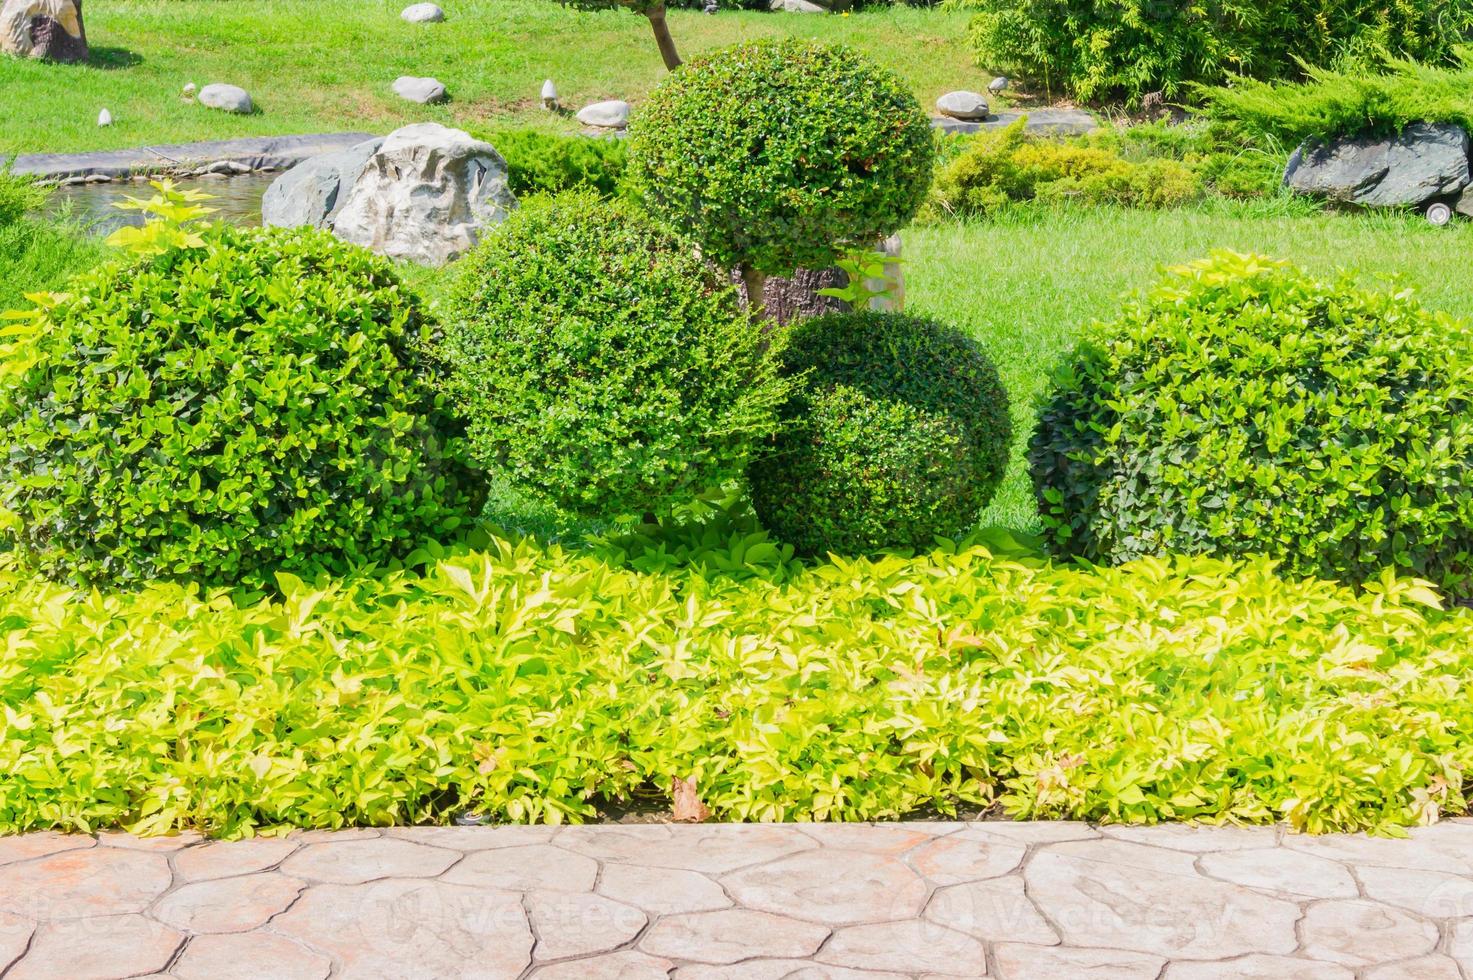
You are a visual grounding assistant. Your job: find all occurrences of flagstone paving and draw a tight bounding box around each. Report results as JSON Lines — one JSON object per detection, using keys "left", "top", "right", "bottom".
{"left": 2, "top": 820, "right": 1473, "bottom": 978}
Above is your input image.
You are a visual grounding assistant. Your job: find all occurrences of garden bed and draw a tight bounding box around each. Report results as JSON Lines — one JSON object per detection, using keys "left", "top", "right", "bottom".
{"left": 1, "top": 519, "right": 1469, "bottom": 838}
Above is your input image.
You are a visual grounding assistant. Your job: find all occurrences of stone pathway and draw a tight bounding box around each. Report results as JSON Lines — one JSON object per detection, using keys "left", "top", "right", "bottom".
{"left": 2, "top": 821, "right": 1472, "bottom": 979}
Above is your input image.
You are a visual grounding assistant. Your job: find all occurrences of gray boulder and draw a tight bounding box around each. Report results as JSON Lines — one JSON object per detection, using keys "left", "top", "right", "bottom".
{"left": 575, "top": 100, "right": 630, "bottom": 129}
{"left": 932, "top": 108, "right": 1097, "bottom": 137}
{"left": 769, "top": 0, "right": 828, "bottom": 11}
{"left": 401, "top": 3, "right": 444, "bottom": 22}
{"left": 198, "top": 83, "right": 253, "bottom": 114}
{"left": 936, "top": 91, "right": 989, "bottom": 121}
{"left": 1, "top": 0, "right": 87, "bottom": 62}
{"left": 261, "top": 137, "right": 384, "bottom": 230}
{"left": 1284, "top": 122, "right": 1470, "bottom": 207}
{"left": 1458, "top": 186, "right": 1473, "bottom": 219}
{"left": 392, "top": 76, "right": 447, "bottom": 104}
{"left": 332, "top": 122, "right": 516, "bottom": 266}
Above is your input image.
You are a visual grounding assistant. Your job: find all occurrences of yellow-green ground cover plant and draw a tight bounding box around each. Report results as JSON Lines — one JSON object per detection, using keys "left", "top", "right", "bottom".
{"left": 0, "top": 513, "right": 1468, "bottom": 838}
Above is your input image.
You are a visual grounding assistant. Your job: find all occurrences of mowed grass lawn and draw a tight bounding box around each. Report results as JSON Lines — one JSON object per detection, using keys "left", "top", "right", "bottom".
{"left": 0, "top": 0, "right": 977, "bottom": 155}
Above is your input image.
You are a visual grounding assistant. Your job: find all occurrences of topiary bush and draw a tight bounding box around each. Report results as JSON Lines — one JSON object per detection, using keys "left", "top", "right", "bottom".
{"left": 441, "top": 192, "right": 792, "bottom": 518}
{"left": 1032, "top": 251, "right": 1473, "bottom": 592}
{"left": 628, "top": 38, "right": 934, "bottom": 298}
{"left": 750, "top": 311, "right": 1011, "bottom": 555}
{"left": 0, "top": 225, "right": 482, "bottom": 588}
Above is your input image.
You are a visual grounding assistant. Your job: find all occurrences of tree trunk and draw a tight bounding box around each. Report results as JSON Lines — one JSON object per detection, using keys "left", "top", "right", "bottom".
{"left": 740, "top": 266, "right": 769, "bottom": 324}
{"left": 644, "top": 5, "right": 682, "bottom": 71}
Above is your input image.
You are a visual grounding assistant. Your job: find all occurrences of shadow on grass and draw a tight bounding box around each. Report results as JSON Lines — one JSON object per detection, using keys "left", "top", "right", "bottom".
{"left": 84, "top": 46, "right": 143, "bottom": 70}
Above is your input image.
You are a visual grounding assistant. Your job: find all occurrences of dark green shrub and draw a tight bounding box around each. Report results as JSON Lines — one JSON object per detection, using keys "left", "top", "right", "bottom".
{"left": 441, "top": 192, "right": 792, "bottom": 518}
{"left": 750, "top": 311, "right": 1011, "bottom": 555}
{"left": 957, "top": 0, "right": 1473, "bottom": 105}
{"left": 1031, "top": 251, "right": 1473, "bottom": 592}
{"left": 483, "top": 128, "right": 629, "bottom": 199}
{"left": 0, "top": 225, "right": 482, "bottom": 587}
{"left": 628, "top": 38, "right": 935, "bottom": 278}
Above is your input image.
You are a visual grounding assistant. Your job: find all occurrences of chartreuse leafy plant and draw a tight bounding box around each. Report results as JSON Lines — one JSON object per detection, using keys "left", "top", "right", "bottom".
{"left": 0, "top": 515, "right": 1471, "bottom": 838}
{"left": 628, "top": 38, "right": 934, "bottom": 312}
{"left": 441, "top": 192, "right": 791, "bottom": 519}
{"left": 1032, "top": 251, "right": 1473, "bottom": 593}
{"left": 750, "top": 311, "right": 1011, "bottom": 555}
{"left": 0, "top": 185, "right": 482, "bottom": 588}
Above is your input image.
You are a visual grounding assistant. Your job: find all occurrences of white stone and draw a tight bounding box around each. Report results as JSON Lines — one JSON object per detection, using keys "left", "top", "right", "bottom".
{"left": 332, "top": 122, "right": 516, "bottom": 266}
{"left": 936, "top": 91, "right": 989, "bottom": 121}
{"left": 198, "top": 83, "right": 253, "bottom": 114}
{"left": 400, "top": 3, "right": 444, "bottom": 23}
{"left": 576, "top": 99, "right": 631, "bottom": 129}
{"left": 96, "top": 108, "right": 110, "bottom": 126}
{"left": 391, "top": 75, "right": 447, "bottom": 104}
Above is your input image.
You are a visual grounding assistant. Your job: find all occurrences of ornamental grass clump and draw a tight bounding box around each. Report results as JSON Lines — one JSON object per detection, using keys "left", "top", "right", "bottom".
{"left": 1031, "top": 251, "right": 1473, "bottom": 592}
{"left": 628, "top": 38, "right": 935, "bottom": 311}
{"left": 750, "top": 311, "right": 1011, "bottom": 555}
{"left": 0, "top": 206, "right": 481, "bottom": 588}
{"left": 441, "top": 192, "right": 792, "bottom": 518}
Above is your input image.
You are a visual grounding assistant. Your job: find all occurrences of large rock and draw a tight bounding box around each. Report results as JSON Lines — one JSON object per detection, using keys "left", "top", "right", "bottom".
{"left": 332, "top": 123, "right": 516, "bottom": 266}
{"left": 392, "top": 76, "right": 447, "bottom": 105}
{"left": 936, "top": 91, "right": 989, "bottom": 121}
{"left": 400, "top": 3, "right": 444, "bottom": 22}
{"left": 1, "top": 0, "right": 86, "bottom": 62}
{"left": 575, "top": 100, "right": 630, "bottom": 129}
{"left": 198, "top": 83, "right": 253, "bottom": 114}
{"left": 261, "top": 137, "right": 384, "bottom": 230}
{"left": 1284, "top": 122, "right": 1471, "bottom": 208}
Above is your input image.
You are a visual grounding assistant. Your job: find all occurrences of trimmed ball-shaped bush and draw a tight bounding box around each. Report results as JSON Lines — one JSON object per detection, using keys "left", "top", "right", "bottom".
{"left": 1031, "top": 251, "right": 1473, "bottom": 591}
{"left": 0, "top": 225, "right": 483, "bottom": 587}
{"left": 441, "top": 192, "right": 792, "bottom": 518}
{"left": 628, "top": 38, "right": 935, "bottom": 276}
{"left": 749, "top": 311, "right": 1011, "bottom": 555}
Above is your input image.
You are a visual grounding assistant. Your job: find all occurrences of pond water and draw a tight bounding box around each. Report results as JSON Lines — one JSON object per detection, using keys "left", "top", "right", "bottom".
{"left": 48, "top": 172, "right": 276, "bottom": 234}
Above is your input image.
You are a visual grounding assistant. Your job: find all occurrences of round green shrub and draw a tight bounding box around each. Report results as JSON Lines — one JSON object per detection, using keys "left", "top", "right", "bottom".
{"left": 749, "top": 311, "right": 1011, "bottom": 555}
{"left": 628, "top": 38, "right": 935, "bottom": 276}
{"left": 0, "top": 225, "right": 482, "bottom": 587}
{"left": 442, "top": 192, "right": 791, "bottom": 518}
{"left": 1031, "top": 251, "right": 1473, "bottom": 591}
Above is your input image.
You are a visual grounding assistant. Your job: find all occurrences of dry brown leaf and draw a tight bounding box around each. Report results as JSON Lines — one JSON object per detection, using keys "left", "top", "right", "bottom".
{"left": 671, "top": 775, "right": 711, "bottom": 823}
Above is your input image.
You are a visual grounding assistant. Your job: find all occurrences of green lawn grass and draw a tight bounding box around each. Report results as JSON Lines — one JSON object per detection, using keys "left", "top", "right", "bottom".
{"left": 906, "top": 204, "right": 1473, "bottom": 532}
{"left": 0, "top": 0, "right": 977, "bottom": 155}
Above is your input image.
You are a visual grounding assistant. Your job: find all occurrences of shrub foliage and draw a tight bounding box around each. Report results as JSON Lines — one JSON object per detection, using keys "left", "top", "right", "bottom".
{"left": 628, "top": 38, "right": 935, "bottom": 275}
{"left": 442, "top": 192, "right": 791, "bottom": 517}
{"left": 1032, "top": 251, "right": 1473, "bottom": 591}
{"left": 0, "top": 521, "right": 1467, "bottom": 837}
{"left": 929, "top": 119, "right": 1204, "bottom": 218}
{"left": 0, "top": 225, "right": 481, "bottom": 587}
{"left": 956, "top": 0, "right": 1473, "bottom": 104}
{"left": 483, "top": 128, "right": 630, "bottom": 199}
{"left": 750, "top": 311, "right": 1011, "bottom": 555}
{"left": 1200, "top": 51, "right": 1473, "bottom": 145}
